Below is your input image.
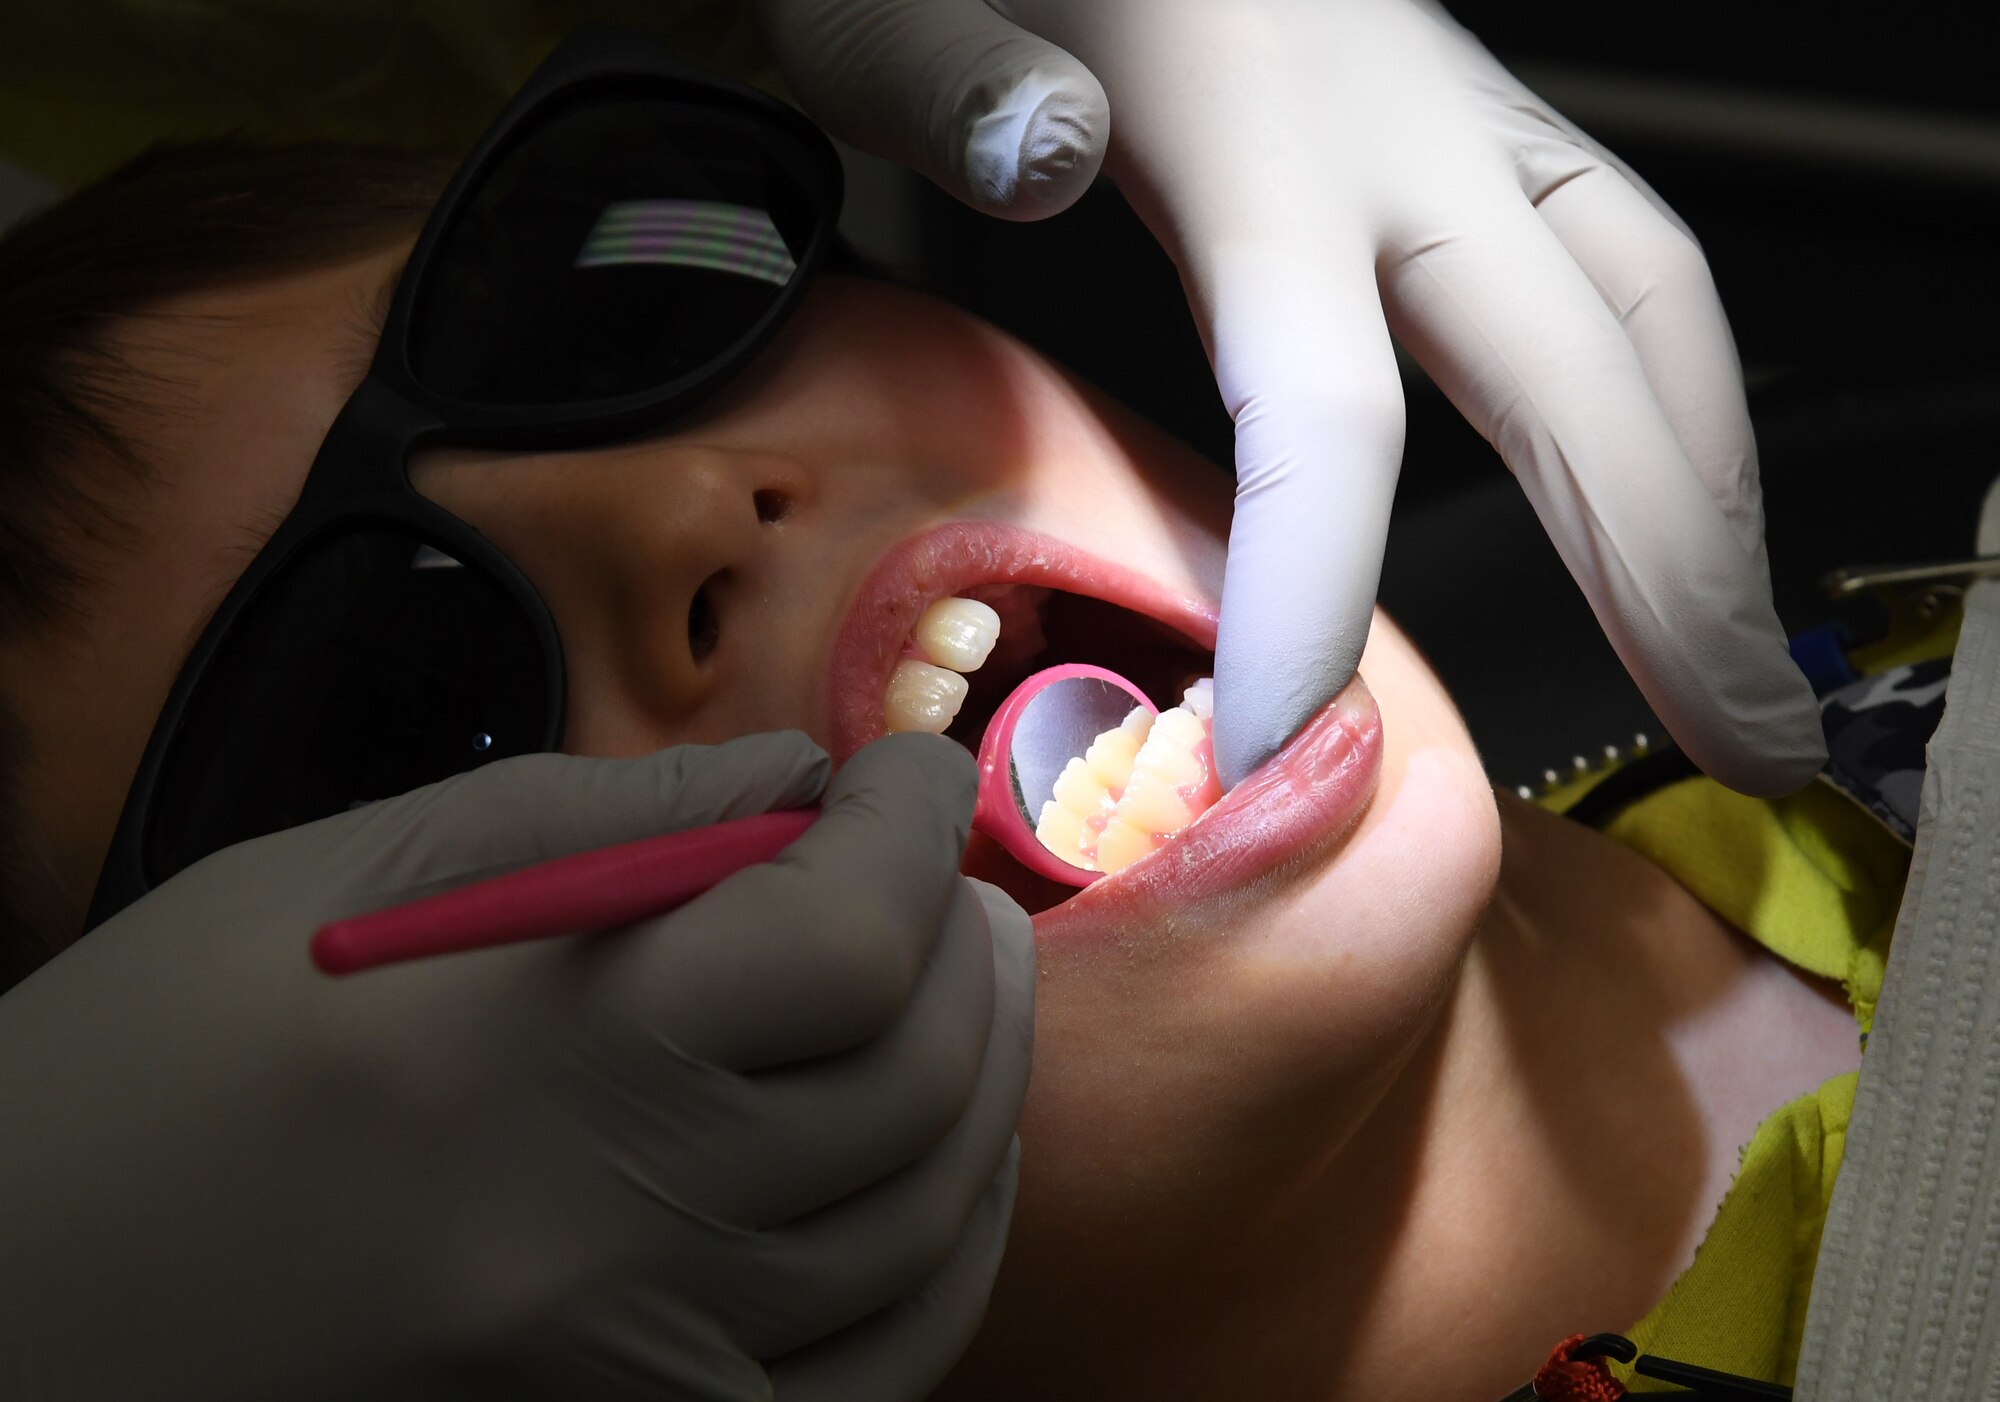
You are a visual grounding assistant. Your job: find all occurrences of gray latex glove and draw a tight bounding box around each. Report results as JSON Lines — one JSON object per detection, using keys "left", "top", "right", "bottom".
{"left": 0, "top": 729, "right": 1032, "bottom": 1402}
{"left": 755, "top": 0, "right": 1829, "bottom": 795}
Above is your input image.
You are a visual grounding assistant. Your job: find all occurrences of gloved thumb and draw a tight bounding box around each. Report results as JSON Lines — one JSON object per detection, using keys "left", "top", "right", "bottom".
{"left": 305, "top": 730, "right": 832, "bottom": 900}
{"left": 754, "top": 0, "right": 1108, "bottom": 220}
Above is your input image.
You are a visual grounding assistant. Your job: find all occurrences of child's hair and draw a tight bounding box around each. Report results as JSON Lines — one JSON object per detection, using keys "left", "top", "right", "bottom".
{"left": 0, "top": 140, "right": 458, "bottom": 990}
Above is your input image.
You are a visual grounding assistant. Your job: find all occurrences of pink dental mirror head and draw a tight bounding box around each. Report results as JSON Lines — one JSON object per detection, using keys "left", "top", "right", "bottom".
{"left": 972, "top": 663, "right": 1157, "bottom": 887}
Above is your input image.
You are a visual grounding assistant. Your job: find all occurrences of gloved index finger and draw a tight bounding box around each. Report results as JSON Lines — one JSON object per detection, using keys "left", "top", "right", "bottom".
{"left": 1200, "top": 247, "right": 1409, "bottom": 788}
{"left": 601, "top": 732, "right": 980, "bottom": 1072}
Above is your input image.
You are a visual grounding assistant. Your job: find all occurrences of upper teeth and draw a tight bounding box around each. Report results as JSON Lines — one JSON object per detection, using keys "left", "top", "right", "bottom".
{"left": 882, "top": 596, "right": 1002, "bottom": 734}
{"left": 913, "top": 596, "right": 1001, "bottom": 671}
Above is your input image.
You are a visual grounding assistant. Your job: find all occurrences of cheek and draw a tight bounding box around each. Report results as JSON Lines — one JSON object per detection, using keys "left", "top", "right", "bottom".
{"left": 691, "top": 674, "right": 831, "bottom": 748}
{"left": 561, "top": 632, "right": 835, "bottom": 759}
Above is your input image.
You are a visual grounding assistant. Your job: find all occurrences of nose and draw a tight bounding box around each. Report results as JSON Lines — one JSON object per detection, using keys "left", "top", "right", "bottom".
{"left": 629, "top": 447, "right": 805, "bottom": 675}
{"left": 411, "top": 438, "right": 815, "bottom": 727}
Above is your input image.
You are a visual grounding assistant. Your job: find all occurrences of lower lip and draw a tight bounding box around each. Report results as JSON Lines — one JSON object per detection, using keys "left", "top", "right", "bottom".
{"left": 1027, "top": 676, "right": 1383, "bottom": 939}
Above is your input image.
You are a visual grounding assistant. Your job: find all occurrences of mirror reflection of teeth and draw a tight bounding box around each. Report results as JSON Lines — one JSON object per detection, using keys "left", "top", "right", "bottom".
{"left": 1036, "top": 679, "right": 1222, "bottom": 874}
{"left": 1084, "top": 708, "right": 1150, "bottom": 789}
{"left": 882, "top": 596, "right": 1002, "bottom": 734}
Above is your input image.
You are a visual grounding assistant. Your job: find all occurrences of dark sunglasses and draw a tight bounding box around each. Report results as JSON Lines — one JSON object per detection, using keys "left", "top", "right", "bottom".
{"left": 85, "top": 27, "right": 845, "bottom": 931}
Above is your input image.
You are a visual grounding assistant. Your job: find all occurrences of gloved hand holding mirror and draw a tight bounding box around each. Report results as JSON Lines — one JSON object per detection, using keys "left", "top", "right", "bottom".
{"left": 0, "top": 732, "right": 1033, "bottom": 1401}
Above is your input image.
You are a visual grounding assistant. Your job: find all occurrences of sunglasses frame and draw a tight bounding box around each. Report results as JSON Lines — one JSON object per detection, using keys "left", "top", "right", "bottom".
{"left": 85, "top": 26, "right": 845, "bottom": 931}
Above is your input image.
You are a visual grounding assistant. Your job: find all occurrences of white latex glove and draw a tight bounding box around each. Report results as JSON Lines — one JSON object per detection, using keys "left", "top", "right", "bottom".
{"left": 755, "top": 0, "right": 1828, "bottom": 795}
{"left": 0, "top": 730, "right": 1031, "bottom": 1401}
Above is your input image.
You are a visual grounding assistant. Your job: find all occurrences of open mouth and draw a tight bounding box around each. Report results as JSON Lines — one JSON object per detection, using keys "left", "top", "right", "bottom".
{"left": 937, "top": 586, "right": 1210, "bottom": 760}
{"left": 827, "top": 523, "right": 1381, "bottom": 926}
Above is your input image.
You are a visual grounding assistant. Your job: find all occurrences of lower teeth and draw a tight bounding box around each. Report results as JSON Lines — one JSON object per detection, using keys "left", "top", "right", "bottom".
{"left": 1034, "top": 678, "right": 1222, "bottom": 874}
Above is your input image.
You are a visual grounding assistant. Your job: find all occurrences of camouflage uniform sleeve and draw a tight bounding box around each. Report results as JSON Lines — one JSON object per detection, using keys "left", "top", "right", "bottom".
{"left": 0, "top": 1, "right": 778, "bottom": 188}
{"left": 1817, "top": 656, "right": 1951, "bottom": 843}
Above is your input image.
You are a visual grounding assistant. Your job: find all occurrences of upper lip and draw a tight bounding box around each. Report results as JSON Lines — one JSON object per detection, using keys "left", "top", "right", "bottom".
{"left": 825, "top": 521, "right": 1220, "bottom": 764}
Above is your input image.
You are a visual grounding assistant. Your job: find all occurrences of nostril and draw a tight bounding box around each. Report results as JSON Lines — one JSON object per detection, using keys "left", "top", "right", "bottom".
{"left": 689, "top": 572, "right": 724, "bottom": 662}
{"left": 753, "top": 488, "right": 792, "bottom": 525}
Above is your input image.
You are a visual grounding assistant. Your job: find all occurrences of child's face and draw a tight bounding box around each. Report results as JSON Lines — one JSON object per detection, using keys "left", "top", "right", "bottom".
{"left": 26, "top": 250, "right": 1502, "bottom": 1379}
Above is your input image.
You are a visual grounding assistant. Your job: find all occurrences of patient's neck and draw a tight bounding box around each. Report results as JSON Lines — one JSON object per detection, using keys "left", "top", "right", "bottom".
{"left": 1316, "top": 790, "right": 1858, "bottom": 1398}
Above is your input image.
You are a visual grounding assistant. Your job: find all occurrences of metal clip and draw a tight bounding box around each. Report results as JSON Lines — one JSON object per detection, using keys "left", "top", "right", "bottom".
{"left": 1823, "top": 554, "right": 2000, "bottom": 605}
{"left": 1820, "top": 556, "right": 2000, "bottom": 642}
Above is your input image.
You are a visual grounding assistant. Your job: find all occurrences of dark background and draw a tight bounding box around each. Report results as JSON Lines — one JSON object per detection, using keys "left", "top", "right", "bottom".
{"left": 836, "top": 3, "right": 1999, "bottom": 789}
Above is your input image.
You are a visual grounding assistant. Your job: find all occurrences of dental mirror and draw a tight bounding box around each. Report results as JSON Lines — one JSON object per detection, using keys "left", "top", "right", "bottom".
{"left": 316, "top": 663, "right": 1184, "bottom": 976}
{"left": 973, "top": 663, "right": 1157, "bottom": 887}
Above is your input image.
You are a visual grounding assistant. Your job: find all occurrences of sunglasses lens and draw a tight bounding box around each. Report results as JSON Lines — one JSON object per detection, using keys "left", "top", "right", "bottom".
{"left": 144, "top": 529, "right": 552, "bottom": 887}
{"left": 409, "top": 94, "right": 826, "bottom": 406}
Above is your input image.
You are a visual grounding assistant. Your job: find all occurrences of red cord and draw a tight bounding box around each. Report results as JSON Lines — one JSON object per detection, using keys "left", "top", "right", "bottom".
{"left": 1532, "top": 1334, "right": 1627, "bottom": 1401}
